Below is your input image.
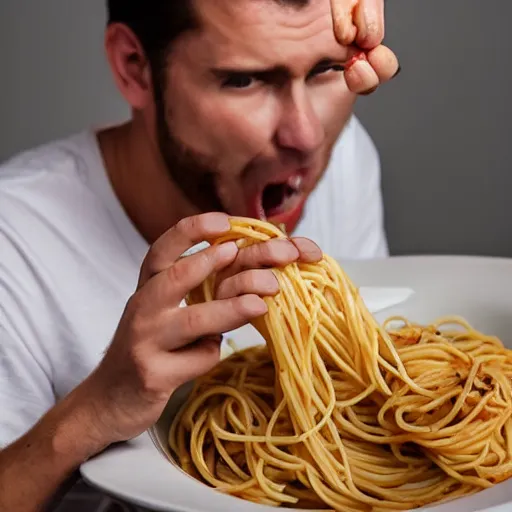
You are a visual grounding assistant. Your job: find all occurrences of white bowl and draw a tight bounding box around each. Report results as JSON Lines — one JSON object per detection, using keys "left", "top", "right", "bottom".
{"left": 81, "top": 256, "right": 512, "bottom": 512}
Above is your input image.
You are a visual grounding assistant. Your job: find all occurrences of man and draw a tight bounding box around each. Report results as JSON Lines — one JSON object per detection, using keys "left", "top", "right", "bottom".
{"left": 0, "top": 0, "right": 399, "bottom": 510}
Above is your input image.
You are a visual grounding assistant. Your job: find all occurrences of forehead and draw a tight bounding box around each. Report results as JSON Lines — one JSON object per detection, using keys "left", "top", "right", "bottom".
{"left": 176, "top": 0, "right": 347, "bottom": 72}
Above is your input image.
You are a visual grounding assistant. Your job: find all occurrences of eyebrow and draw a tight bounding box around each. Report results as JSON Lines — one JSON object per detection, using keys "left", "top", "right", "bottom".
{"left": 210, "top": 58, "right": 342, "bottom": 80}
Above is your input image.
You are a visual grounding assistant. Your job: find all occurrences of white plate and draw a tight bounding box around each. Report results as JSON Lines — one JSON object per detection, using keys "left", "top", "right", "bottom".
{"left": 81, "top": 255, "right": 512, "bottom": 512}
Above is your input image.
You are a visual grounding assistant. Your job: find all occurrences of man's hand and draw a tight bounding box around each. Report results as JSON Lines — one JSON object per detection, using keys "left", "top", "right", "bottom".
{"left": 331, "top": 0, "right": 400, "bottom": 94}
{"left": 0, "top": 212, "right": 321, "bottom": 512}
{"left": 78, "top": 212, "right": 321, "bottom": 446}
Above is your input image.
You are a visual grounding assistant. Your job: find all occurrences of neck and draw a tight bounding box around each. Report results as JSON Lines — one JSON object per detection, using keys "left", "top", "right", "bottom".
{"left": 97, "top": 121, "right": 196, "bottom": 244}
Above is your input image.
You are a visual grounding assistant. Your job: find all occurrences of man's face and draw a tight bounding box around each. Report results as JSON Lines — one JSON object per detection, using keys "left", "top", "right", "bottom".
{"left": 155, "top": 0, "right": 357, "bottom": 232}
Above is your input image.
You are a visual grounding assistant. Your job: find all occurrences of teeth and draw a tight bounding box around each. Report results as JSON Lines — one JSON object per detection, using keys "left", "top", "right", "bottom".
{"left": 288, "top": 175, "right": 303, "bottom": 191}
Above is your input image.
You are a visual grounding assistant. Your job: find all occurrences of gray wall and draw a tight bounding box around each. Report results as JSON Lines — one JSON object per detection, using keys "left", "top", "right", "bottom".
{"left": 355, "top": 0, "right": 512, "bottom": 257}
{"left": 1, "top": 1, "right": 511, "bottom": 257}
{"left": 0, "top": 0, "right": 128, "bottom": 159}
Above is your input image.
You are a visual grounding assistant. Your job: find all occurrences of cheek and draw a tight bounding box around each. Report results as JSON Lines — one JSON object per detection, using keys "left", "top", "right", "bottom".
{"left": 169, "top": 88, "right": 280, "bottom": 170}
{"left": 311, "top": 82, "right": 357, "bottom": 141}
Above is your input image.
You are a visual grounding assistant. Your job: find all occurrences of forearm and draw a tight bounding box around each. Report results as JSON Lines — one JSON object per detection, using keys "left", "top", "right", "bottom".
{"left": 0, "top": 386, "right": 107, "bottom": 512}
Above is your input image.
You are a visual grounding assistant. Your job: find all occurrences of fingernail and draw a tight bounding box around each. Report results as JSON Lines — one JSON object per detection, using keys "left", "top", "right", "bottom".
{"left": 393, "top": 65, "right": 402, "bottom": 79}
{"left": 292, "top": 238, "right": 322, "bottom": 262}
{"left": 242, "top": 295, "right": 268, "bottom": 316}
{"left": 264, "top": 273, "right": 280, "bottom": 295}
{"left": 347, "top": 59, "right": 379, "bottom": 94}
{"left": 360, "top": 86, "right": 378, "bottom": 96}
{"left": 217, "top": 241, "right": 238, "bottom": 258}
{"left": 352, "top": 59, "right": 377, "bottom": 83}
{"left": 274, "top": 238, "right": 300, "bottom": 256}
{"left": 207, "top": 212, "right": 231, "bottom": 232}
{"left": 345, "top": 51, "right": 367, "bottom": 71}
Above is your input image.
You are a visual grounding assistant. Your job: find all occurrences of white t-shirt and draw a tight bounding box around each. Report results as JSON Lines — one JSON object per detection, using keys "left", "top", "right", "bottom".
{"left": 0, "top": 115, "right": 387, "bottom": 510}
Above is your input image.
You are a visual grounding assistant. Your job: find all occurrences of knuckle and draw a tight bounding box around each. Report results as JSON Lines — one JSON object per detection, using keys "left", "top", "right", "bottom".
{"left": 125, "top": 293, "right": 144, "bottom": 320}
{"left": 219, "top": 277, "right": 236, "bottom": 300}
{"left": 180, "top": 308, "right": 204, "bottom": 339}
{"left": 214, "top": 278, "right": 228, "bottom": 299}
{"left": 246, "top": 242, "right": 270, "bottom": 268}
{"left": 259, "top": 241, "right": 273, "bottom": 260}
{"left": 245, "top": 270, "right": 260, "bottom": 291}
{"left": 134, "top": 356, "right": 161, "bottom": 395}
{"left": 175, "top": 216, "right": 194, "bottom": 237}
{"left": 177, "top": 251, "right": 213, "bottom": 283}
{"left": 237, "top": 243, "right": 267, "bottom": 271}
{"left": 125, "top": 292, "right": 141, "bottom": 313}
{"left": 364, "top": 25, "right": 383, "bottom": 46}
{"left": 232, "top": 296, "right": 250, "bottom": 318}
{"left": 176, "top": 213, "right": 215, "bottom": 239}
{"left": 185, "top": 250, "right": 215, "bottom": 281}
{"left": 166, "top": 262, "right": 183, "bottom": 286}
{"left": 196, "top": 248, "right": 216, "bottom": 270}
{"left": 130, "top": 311, "right": 149, "bottom": 340}
{"left": 143, "top": 245, "right": 162, "bottom": 277}
{"left": 125, "top": 294, "right": 152, "bottom": 339}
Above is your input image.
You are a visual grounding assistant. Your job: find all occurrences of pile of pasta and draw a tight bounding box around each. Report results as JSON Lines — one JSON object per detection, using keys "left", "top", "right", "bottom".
{"left": 169, "top": 218, "right": 512, "bottom": 511}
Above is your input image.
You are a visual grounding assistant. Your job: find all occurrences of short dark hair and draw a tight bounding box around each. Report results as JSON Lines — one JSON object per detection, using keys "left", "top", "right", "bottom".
{"left": 107, "top": 1, "right": 197, "bottom": 75}
{"left": 107, "top": 0, "right": 309, "bottom": 74}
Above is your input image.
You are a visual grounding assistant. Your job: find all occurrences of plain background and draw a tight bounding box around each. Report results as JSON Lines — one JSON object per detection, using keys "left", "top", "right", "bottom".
{"left": 1, "top": 0, "right": 511, "bottom": 257}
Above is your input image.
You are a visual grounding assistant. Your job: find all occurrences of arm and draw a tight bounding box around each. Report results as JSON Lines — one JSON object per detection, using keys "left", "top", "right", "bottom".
{"left": 0, "top": 213, "right": 321, "bottom": 512}
{"left": 0, "top": 386, "right": 106, "bottom": 512}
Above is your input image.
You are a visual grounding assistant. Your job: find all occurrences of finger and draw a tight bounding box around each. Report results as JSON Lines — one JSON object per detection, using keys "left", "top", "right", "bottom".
{"left": 291, "top": 238, "right": 323, "bottom": 263}
{"left": 167, "top": 295, "right": 268, "bottom": 350}
{"left": 146, "top": 241, "right": 239, "bottom": 307}
{"left": 138, "top": 213, "right": 230, "bottom": 288}
{"left": 166, "top": 336, "right": 223, "bottom": 390}
{"left": 221, "top": 238, "right": 300, "bottom": 279}
{"left": 367, "top": 45, "right": 400, "bottom": 83}
{"left": 331, "top": 0, "right": 358, "bottom": 46}
{"left": 354, "top": 0, "right": 385, "bottom": 49}
{"left": 344, "top": 53, "right": 380, "bottom": 94}
{"left": 215, "top": 269, "right": 279, "bottom": 301}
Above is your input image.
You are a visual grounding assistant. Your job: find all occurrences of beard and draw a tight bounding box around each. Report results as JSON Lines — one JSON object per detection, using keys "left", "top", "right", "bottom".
{"left": 151, "top": 76, "right": 334, "bottom": 230}
{"left": 153, "top": 78, "right": 225, "bottom": 215}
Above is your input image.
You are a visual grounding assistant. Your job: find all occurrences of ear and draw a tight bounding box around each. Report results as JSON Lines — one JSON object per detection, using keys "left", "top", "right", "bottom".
{"left": 105, "top": 23, "right": 153, "bottom": 110}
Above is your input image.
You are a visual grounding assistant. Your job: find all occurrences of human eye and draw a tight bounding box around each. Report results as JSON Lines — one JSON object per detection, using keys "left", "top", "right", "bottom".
{"left": 221, "top": 73, "right": 259, "bottom": 89}
{"left": 307, "top": 62, "right": 345, "bottom": 80}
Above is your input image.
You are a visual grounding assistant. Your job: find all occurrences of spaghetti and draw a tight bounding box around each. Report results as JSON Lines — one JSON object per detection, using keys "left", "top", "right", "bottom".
{"left": 169, "top": 217, "right": 512, "bottom": 511}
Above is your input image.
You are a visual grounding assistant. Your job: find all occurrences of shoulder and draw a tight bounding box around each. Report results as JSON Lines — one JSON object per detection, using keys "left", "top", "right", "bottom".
{"left": 0, "top": 131, "right": 104, "bottom": 308}
{"left": 0, "top": 131, "right": 102, "bottom": 242}
{"left": 0, "top": 131, "right": 96, "bottom": 196}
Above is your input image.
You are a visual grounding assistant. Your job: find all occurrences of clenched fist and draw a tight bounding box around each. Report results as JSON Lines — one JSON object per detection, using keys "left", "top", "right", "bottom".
{"left": 331, "top": 0, "right": 400, "bottom": 94}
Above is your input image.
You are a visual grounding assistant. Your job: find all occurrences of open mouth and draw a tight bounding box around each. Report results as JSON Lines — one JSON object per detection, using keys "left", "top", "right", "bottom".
{"left": 255, "top": 174, "right": 306, "bottom": 230}
{"left": 261, "top": 175, "right": 303, "bottom": 218}
{"left": 262, "top": 183, "right": 299, "bottom": 217}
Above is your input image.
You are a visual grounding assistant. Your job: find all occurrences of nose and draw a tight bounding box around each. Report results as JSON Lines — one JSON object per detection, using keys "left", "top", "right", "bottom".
{"left": 275, "top": 84, "right": 325, "bottom": 154}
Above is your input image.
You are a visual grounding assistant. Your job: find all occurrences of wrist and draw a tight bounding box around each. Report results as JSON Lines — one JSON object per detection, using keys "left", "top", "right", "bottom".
{"left": 46, "top": 384, "right": 112, "bottom": 466}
